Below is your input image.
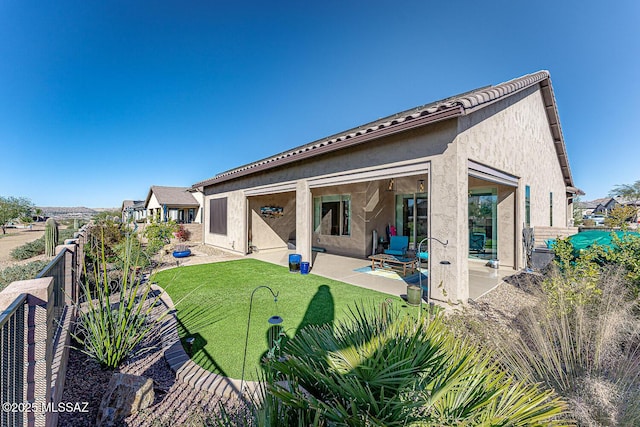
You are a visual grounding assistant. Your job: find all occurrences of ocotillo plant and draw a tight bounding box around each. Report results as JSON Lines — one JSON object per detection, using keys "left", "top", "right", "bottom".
{"left": 45, "top": 218, "right": 58, "bottom": 256}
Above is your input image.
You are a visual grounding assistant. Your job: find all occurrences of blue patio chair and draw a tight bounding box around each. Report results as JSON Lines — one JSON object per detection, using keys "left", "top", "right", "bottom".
{"left": 384, "top": 236, "right": 409, "bottom": 257}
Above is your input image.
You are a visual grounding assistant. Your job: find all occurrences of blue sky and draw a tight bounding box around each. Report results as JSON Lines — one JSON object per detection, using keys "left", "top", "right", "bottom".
{"left": 0, "top": 1, "right": 638, "bottom": 208}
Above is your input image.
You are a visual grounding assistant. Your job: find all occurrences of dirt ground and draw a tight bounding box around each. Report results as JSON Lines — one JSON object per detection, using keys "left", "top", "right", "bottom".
{"left": 0, "top": 223, "right": 47, "bottom": 269}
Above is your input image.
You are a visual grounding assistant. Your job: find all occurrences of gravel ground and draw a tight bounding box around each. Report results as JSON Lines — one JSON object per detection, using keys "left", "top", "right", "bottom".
{"left": 0, "top": 224, "right": 47, "bottom": 269}
{"left": 59, "top": 303, "right": 236, "bottom": 427}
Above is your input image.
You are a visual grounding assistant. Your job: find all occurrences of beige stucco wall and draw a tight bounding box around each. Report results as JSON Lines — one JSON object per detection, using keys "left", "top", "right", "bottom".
{"left": 191, "top": 190, "right": 204, "bottom": 223}
{"left": 458, "top": 85, "right": 569, "bottom": 269}
{"left": 203, "top": 190, "right": 247, "bottom": 254}
{"left": 202, "top": 120, "right": 457, "bottom": 197}
{"left": 147, "top": 193, "right": 160, "bottom": 210}
{"left": 364, "top": 181, "right": 397, "bottom": 255}
{"left": 458, "top": 85, "right": 568, "bottom": 229}
{"left": 201, "top": 121, "right": 454, "bottom": 258}
{"left": 312, "top": 182, "right": 370, "bottom": 258}
{"left": 427, "top": 85, "right": 571, "bottom": 303}
{"left": 428, "top": 135, "right": 468, "bottom": 303}
{"left": 248, "top": 192, "right": 296, "bottom": 251}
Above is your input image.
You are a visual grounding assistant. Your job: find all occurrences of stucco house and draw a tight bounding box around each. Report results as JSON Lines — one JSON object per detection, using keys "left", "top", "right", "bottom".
{"left": 145, "top": 186, "right": 203, "bottom": 224}
{"left": 192, "top": 70, "right": 580, "bottom": 303}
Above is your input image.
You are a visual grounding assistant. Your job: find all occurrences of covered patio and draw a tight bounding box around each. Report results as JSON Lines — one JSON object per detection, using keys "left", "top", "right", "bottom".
{"left": 248, "top": 249, "right": 508, "bottom": 302}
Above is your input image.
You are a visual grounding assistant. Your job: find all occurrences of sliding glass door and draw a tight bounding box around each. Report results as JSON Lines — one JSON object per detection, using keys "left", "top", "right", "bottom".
{"left": 468, "top": 188, "right": 497, "bottom": 260}
{"left": 395, "top": 193, "right": 428, "bottom": 249}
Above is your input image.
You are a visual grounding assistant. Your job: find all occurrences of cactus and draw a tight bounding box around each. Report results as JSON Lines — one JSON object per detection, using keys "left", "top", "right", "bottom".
{"left": 45, "top": 218, "right": 59, "bottom": 256}
{"left": 73, "top": 218, "right": 79, "bottom": 230}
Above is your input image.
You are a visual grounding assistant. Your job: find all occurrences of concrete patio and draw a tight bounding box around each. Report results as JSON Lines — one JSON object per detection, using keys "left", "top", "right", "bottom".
{"left": 248, "top": 249, "right": 512, "bottom": 304}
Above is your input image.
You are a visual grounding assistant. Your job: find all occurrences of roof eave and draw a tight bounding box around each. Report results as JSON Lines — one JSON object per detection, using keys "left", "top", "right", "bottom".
{"left": 539, "top": 78, "right": 574, "bottom": 188}
{"left": 193, "top": 105, "right": 464, "bottom": 188}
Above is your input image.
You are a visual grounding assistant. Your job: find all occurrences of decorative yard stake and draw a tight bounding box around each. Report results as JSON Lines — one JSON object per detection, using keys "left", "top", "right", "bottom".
{"left": 45, "top": 217, "right": 58, "bottom": 256}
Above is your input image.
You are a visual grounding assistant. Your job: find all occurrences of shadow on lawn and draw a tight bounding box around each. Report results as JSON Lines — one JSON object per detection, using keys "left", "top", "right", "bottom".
{"left": 174, "top": 305, "right": 229, "bottom": 377}
{"left": 295, "top": 284, "right": 335, "bottom": 335}
{"left": 260, "top": 284, "right": 336, "bottom": 366}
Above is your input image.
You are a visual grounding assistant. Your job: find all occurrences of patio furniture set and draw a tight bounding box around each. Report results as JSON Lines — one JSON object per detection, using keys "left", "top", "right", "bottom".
{"left": 367, "top": 235, "right": 429, "bottom": 277}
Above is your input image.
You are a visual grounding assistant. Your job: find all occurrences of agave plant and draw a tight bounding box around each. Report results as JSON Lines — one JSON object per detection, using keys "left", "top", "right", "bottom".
{"left": 240, "top": 302, "right": 569, "bottom": 426}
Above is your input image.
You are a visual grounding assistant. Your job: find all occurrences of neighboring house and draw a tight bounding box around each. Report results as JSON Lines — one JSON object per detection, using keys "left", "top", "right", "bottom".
{"left": 121, "top": 200, "right": 147, "bottom": 223}
{"left": 144, "top": 186, "right": 202, "bottom": 224}
{"left": 591, "top": 197, "right": 618, "bottom": 215}
{"left": 575, "top": 199, "right": 599, "bottom": 218}
{"left": 192, "top": 70, "right": 581, "bottom": 303}
{"left": 579, "top": 197, "right": 639, "bottom": 221}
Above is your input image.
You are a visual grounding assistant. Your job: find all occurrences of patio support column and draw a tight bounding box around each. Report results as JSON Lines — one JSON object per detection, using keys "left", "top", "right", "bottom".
{"left": 296, "top": 180, "right": 313, "bottom": 266}
{"left": 429, "top": 153, "right": 469, "bottom": 304}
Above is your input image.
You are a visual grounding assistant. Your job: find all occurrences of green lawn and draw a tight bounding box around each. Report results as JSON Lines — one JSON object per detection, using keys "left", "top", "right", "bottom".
{"left": 154, "top": 259, "right": 413, "bottom": 381}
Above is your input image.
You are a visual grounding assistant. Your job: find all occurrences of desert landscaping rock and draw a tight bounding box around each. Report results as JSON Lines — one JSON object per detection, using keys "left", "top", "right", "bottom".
{"left": 97, "top": 373, "right": 154, "bottom": 427}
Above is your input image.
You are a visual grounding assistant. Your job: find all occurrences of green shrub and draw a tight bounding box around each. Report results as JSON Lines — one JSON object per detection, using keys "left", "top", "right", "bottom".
{"left": 85, "top": 220, "right": 125, "bottom": 262}
{"left": 10, "top": 236, "right": 45, "bottom": 260}
{"left": 0, "top": 260, "right": 50, "bottom": 291}
{"left": 72, "top": 234, "right": 162, "bottom": 369}
{"left": 143, "top": 222, "right": 178, "bottom": 255}
{"left": 598, "top": 233, "right": 640, "bottom": 294}
{"left": 552, "top": 232, "right": 640, "bottom": 297}
{"left": 113, "top": 236, "right": 153, "bottom": 270}
{"left": 9, "top": 228, "right": 77, "bottom": 260}
{"left": 542, "top": 238, "right": 602, "bottom": 312}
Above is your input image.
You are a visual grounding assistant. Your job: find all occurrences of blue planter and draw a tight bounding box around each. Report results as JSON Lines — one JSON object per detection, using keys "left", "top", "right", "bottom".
{"left": 172, "top": 249, "right": 191, "bottom": 258}
{"left": 289, "top": 254, "right": 301, "bottom": 272}
{"left": 300, "top": 261, "right": 310, "bottom": 274}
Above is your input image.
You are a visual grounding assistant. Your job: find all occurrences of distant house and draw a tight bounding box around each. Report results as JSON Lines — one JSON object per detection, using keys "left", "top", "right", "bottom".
{"left": 592, "top": 198, "right": 618, "bottom": 215}
{"left": 575, "top": 199, "right": 599, "bottom": 217}
{"left": 192, "top": 70, "right": 582, "bottom": 304}
{"left": 121, "top": 200, "right": 147, "bottom": 223}
{"left": 144, "top": 186, "right": 203, "bottom": 224}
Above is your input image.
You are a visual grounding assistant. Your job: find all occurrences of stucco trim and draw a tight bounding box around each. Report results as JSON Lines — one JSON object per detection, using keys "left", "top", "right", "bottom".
{"left": 244, "top": 181, "right": 298, "bottom": 196}
{"left": 468, "top": 160, "right": 519, "bottom": 187}
{"left": 308, "top": 158, "right": 431, "bottom": 188}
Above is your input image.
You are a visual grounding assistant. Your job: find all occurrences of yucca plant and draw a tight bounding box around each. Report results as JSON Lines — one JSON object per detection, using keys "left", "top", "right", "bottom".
{"left": 72, "top": 229, "right": 163, "bottom": 369}
{"left": 233, "top": 302, "right": 568, "bottom": 426}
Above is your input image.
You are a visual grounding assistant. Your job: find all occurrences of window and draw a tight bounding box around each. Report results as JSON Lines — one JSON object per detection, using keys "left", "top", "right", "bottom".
{"left": 210, "top": 198, "right": 227, "bottom": 235}
{"left": 525, "top": 185, "right": 531, "bottom": 228}
{"left": 313, "top": 195, "right": 351, "bottom": 236}
{"left": 550, "top": 192, "right": 553, "bottom": 226}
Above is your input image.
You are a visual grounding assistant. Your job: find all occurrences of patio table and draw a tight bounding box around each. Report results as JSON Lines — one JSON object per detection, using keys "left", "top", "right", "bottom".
{"left": 368, "top": 254, "right": 417, "bottom": 276}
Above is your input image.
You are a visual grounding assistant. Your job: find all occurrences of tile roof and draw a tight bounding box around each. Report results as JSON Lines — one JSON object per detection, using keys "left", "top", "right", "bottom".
{"left": 146, "top": 186, "right": 198, "bottom": 207}
{"left": 193, "top": 70, "right": 573, "bottom": 188}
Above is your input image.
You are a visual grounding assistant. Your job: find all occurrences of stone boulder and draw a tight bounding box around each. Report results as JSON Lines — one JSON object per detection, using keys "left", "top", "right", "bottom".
{"left": 97, "top": 373, "right": 154, "bottom": 427}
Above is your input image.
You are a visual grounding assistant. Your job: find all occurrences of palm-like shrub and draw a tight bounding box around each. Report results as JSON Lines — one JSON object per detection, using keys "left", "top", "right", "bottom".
{"left": 250, "top": 303, "right": 567, "bottom": 426}
{"left": 72, "top": 231, "right": 161, "bottom": 369}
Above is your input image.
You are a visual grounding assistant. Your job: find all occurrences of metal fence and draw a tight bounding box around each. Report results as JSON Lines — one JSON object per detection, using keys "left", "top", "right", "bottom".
{"left": 36, "top": 249, "right": 70, "bottom": 328}
{"left": 0, "top": 227, "right": 87, "bottom": 427}
{"left": 0, "top": 293, "right": 27, "bottom": 427}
